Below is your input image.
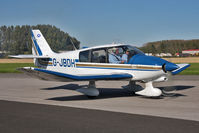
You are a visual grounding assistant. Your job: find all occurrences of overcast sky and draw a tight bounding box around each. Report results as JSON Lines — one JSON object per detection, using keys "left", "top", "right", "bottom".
{"left": 0, "top": 0, "right": 199, "bottom": 47}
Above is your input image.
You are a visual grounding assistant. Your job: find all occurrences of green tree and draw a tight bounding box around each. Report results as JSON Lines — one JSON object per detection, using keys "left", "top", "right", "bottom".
{"left": 0, "top": 24, "right": 80, "bottom": 56}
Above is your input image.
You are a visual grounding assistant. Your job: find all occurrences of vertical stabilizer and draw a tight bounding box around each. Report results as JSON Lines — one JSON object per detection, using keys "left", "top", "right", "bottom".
{"left": 31, "top": 29, "right": 54, "bottom": 56}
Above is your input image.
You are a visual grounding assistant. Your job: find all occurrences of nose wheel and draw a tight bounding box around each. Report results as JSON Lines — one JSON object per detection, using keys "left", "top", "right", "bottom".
{"left": 135, "top": 81, "right": 162, "bottom": 97}
{"left": 123, "top": 81, "right": 162, "bottom": 97}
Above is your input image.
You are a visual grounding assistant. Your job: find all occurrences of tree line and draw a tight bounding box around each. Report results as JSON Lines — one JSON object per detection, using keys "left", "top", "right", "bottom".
{"left": 0, "top": 24, "right": 80, "bottom": 55}
{"left": 139, "top": 40, "right": 199, "bottom": 55}
{"left": 1, "top": 24, "right": 199, "bottom": 56}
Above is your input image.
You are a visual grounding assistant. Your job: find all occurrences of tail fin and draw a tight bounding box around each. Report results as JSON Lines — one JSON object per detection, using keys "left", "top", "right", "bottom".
{"left": 31, "top": 29, "right": 54, "bottom": 56}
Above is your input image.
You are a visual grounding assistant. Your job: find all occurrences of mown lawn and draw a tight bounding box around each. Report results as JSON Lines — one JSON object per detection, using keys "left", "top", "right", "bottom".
{"left": 0, "top": 63, "right": 198, "bottom": 75}
{"left": 0, "top": 63, "right": 34, "bottom": 73}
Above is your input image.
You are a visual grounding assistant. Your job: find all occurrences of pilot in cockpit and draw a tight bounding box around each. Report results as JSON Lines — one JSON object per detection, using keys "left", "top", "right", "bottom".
{"left": 109, "top": 48, "right": 124, "bottom": 64}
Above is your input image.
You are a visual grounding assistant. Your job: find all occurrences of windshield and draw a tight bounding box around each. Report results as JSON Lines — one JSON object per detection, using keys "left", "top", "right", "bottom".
{"left": 124, "top": 45, "right": 145, "bottom": 55}
{"left": 108, "top": 45, "right": 144, "bottom": 56}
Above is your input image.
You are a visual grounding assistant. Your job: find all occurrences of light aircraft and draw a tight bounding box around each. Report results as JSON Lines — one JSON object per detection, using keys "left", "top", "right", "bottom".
{"left": 10, "top": 29, "right": 190, "bottom": 98}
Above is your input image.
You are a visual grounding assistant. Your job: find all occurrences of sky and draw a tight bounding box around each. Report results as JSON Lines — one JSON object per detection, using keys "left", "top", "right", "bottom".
{"left": 0, "top": 0, "right": 199, "bottom": 47}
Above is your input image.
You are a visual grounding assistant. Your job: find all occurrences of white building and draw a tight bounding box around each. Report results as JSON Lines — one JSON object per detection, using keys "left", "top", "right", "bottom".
{"left": 145, "top": 53, "right": 153, "bottom": 56}
{"left": 155, "top": 53, "right": 172, "bottom": 57}
{"left": 0, "top": 51, "right": 8, "bottom": 54}
{"left": 182, "top": 49, "right": 199, "bottom": 55}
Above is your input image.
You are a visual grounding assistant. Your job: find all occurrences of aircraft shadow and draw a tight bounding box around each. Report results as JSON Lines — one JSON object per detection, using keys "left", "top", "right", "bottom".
{"left": 47, "top": 88, "right": 134, "bottom": 101}
{"left": 45, "top": 85, "right": 194, "bottom": 101}
{"left": 41, "top": 84, "right": 87, "bottom": 91}
{"left": 159, "top": 85, "right": 195, "bottom": 91}
{"left": 157, "top": 85, "right": 194, "bottom": 99}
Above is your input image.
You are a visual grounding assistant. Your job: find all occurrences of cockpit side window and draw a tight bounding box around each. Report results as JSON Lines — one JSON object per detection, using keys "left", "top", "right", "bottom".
{"left": 79, "top": 50, "right": 90, "bottom": 62}
{"left": 91, "top": 49, "right": 107, "bottom": 63}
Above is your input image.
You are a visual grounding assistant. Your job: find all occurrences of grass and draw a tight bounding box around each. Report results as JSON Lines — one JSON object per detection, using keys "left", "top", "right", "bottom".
{"left": 0, "top": 63, "right": 34, "bottom": 73}
{"left": 0, "top": 63, "right": 198, "bottom": 75}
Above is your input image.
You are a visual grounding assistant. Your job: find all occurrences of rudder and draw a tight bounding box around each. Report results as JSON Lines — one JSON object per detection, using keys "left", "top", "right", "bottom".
{"left": 31, "top": 29, "right": 54, "bottom": 56}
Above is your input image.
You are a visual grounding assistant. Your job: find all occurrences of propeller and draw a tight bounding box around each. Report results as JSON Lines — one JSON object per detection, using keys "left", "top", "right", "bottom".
{"left": 161, "top": 65, "right": 177, "bottom": 97}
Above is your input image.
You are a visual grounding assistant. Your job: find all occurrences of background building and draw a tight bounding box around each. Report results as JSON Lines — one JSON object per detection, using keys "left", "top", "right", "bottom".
{"left": 182, "top": 49, "right": 199, "bottom": 56}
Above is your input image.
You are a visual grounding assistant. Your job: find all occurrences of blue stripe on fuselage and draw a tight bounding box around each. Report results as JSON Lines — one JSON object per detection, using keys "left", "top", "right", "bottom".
{"left": 34, "top": 68, "right": 132, "bottom": 80}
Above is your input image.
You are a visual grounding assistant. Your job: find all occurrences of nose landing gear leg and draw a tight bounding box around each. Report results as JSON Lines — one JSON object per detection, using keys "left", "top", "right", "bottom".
{"left": 135, "top": 81, "right": 162, "bottom": 97}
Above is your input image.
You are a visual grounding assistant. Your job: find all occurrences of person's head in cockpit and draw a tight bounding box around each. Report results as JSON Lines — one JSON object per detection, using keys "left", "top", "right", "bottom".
{"left": 112, "top": 48, "right": 119, "bottom": 55}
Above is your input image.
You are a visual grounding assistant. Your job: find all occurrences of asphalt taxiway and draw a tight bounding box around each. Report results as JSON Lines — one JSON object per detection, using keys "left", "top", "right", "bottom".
{"left": 0, "top": 100, "right": 199, "bottom": 133}
{"left": 0, "top": 74, "right": 199, "bottom": 132}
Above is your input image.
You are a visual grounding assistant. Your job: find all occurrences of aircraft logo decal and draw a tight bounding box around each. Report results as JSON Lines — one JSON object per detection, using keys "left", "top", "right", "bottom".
{"left": 37, "top": 34, "right": 41, "bottom": 37}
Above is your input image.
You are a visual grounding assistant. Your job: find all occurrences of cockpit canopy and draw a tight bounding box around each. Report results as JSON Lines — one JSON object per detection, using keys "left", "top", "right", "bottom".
{"left": 109, "top": 45, "right": 144, "bottom": 57}
{"left": 79, "top": 45, "right": 144, "bottom": 63}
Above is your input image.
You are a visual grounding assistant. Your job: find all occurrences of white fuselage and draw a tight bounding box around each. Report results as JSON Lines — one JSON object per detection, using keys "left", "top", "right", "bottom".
{"left": 40, "top": 48, "right": 165, "bottom": 82}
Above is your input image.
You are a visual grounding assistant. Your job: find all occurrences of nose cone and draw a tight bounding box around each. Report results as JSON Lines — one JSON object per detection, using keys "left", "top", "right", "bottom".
{"left": 165, "top": 62, "right": 179, "bottom": 71}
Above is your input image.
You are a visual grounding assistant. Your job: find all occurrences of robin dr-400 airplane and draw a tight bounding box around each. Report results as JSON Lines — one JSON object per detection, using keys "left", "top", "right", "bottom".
{"left": 10, "top": 29, "right": 190, "bottom": 97}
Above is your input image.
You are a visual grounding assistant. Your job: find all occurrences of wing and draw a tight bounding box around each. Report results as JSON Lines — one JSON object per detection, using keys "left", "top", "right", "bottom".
{"left": 18, "top": 67, "right": 133, "bottom": 82}
{"left": 171, "top": 64, "right": 190, "bottom": 75}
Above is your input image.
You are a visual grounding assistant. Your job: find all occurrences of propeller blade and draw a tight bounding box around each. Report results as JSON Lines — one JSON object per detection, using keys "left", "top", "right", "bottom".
{"left": 161, "top": 72, "right": 177, "bottom": 97}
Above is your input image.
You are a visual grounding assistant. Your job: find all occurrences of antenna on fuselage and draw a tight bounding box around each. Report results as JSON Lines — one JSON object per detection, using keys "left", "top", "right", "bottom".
{"left": 69, "top": 38, "right": 77, "bottom": 50}
{"left": 112, "top": 39, "right": 123, "bottom": 44}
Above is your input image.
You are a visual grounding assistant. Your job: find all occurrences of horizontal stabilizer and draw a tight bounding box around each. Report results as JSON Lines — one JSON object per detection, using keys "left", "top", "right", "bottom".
{"left": 9, "top": 55, "right": 50, "bottom": 58}
{"left": 171, "top": 64, "right": 190, "bottom": 75}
